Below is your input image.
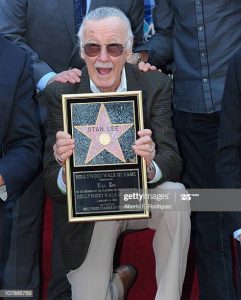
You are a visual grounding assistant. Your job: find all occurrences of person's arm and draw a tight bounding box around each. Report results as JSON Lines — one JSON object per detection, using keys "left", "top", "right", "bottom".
{"left": 216, "top": 50, "right": 241, "bottom": 239}
{"left": 0, "top": 0, "right": 54, "bottom": 85}
{"left": 126, "top": 0, "right": 144, "bottom": 49}
{"left": 0, "top": 0, "right": 81, "bottom": 89}
{"left": 135, "top": 0, "right": 174, "bottom": 70}
{"left": 43, "top": 84, "right": 74, "bottom": 203}
{"left": 148, "top": 74, "right": 182, "bottom": 182}
{"left": 216, "top": 50, "right": 241, "bottom": 188}
{"left": 0, "top": 51, "right": 42, "bottom": 198}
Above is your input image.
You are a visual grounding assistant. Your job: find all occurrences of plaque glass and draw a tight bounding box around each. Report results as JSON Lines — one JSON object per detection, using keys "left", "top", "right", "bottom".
{"left": 62, "top": 91, "right": 148, "bottom": 222}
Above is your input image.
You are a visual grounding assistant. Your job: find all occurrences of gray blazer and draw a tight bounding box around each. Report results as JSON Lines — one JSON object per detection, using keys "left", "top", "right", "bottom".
{"left": 43, "top": 63, "right": 182, "bottom": 270}
{"left": 0, "top": 0, "right": 144, "bottom": 85}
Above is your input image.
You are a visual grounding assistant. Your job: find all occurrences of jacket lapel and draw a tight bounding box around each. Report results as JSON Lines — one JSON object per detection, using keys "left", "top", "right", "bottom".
{"left": 125, "top": 63, "right": 148, "bottom": 122}
{"left": 77, "top": 66, "right": 92, "bottom": 94}
{"left": 125, "top": 64, "right": 147, "bottom": 100}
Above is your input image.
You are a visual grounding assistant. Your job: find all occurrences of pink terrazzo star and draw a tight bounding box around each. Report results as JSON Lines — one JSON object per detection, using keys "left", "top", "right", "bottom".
{"left": 75, "top": 103, "right": 133, "bottom": 164}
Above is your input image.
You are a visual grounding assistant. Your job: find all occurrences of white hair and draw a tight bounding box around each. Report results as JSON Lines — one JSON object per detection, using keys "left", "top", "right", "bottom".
{"left": 78, "top": 6, "right": 133, "bottom": 50}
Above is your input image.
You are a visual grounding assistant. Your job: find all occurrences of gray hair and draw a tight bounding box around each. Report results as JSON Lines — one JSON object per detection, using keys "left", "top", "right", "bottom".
{"left": 78, "top": 6, "right": 133, "bottom": 50}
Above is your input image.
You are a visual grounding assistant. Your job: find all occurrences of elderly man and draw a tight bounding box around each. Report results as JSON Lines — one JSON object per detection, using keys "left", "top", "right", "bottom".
{"left": 44, "top": 7, "right": 190, "bottom": 300}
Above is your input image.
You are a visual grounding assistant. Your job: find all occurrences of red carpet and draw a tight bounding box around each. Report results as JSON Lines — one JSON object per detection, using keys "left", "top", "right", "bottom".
{"left": 42, "top": 198, "right": 199, "bottom": 300}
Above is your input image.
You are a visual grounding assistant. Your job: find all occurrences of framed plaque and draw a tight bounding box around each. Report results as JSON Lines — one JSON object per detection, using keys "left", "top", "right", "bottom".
{"left": 62, "top": 91, "right": 148, "bottom": 222}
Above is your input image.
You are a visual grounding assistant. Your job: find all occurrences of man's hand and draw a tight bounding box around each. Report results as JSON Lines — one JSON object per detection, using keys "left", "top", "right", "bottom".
{"left": 138, "top": 61, "right": 158, "bottom": 72}
{"left": 53, "top": 131, "right": 75, "bottom": 166}
{"left": 132, "top": 129, "right": 155, "bottom": 167}
{"left": 48, "top": 68, "right": 82, "bottom": 85}
{"left": 0, "top": 175, "right": 4, "bottom": 186}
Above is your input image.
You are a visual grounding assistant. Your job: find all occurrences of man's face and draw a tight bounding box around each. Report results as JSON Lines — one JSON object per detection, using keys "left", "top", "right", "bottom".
{"left": 81, "top": 17, "right": 132, "bottom": 92}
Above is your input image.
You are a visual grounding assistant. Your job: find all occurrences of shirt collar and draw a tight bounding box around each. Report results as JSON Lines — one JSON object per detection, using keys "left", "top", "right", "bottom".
{"left": 89, "top": 67, "right": 127, "bottom": 93}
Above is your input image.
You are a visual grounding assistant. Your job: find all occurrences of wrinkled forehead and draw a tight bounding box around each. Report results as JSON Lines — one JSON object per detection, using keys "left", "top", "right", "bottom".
{"left": 82, "top": 17, "right": 128, "bottom": 43}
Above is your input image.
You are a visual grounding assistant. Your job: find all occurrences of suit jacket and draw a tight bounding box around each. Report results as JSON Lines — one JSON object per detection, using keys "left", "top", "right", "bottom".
{"left": 216, "top": 49, "right": 241, "bottom": 232}
{"left": 0, "top": 36, "right": 41, "bottom": 198}
{"left": 0, "top": 0, "right": 144, "bottom": 86}
{"left": 44, "top": 63, "right": 182, "bottom": 270}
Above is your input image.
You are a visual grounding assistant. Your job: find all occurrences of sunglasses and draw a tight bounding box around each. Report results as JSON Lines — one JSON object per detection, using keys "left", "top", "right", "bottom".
{"left": 83, "top": 42, "right": 127, "bottom": 57}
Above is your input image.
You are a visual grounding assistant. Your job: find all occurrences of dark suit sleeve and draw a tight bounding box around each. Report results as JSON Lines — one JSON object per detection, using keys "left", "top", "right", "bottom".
{"left": 43, "top": 83, "right": 68, "bottom": 203}
{"left": 126, "top": 0, "right": 144, "bottom": 48}
{"left": 0, "top": 51, "right": 42, "bottom": 198}
{"left": 0, "top": 0, "right": 54, "bottom": 84}
{"left": 136, "top": 0, "right": 174, "bottom": 69}
{"left": 149, "top": 75, "right": 182, "bottom": 182}
{"left": 216, "top": 51, "right": 241, "bottom": 232}
{"left": 216, "top": 50, "right": 241, "bottom": 188}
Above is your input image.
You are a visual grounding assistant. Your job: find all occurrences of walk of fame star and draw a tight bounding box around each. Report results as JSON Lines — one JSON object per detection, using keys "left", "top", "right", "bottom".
{"left": 74, "top": 103, "right": 133, "bottom": 164}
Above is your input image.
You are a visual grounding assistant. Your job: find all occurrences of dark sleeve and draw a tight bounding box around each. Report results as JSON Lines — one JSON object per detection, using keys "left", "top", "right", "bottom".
{"left": 136, "top": 0, "right": 174, "bottom": 69}
{"left": 43, "top": 84, "right": 67, "bottom": 203}
{"left": 0, "top": 0, "right": 54, "bottom": 85}
{"left": 126, "top": 0, "right": 144, "bottom": 48}
{"left": 216, "top": 50, "right": 241, "bottom": 188}
{"left": 0, "top": 52, "right": 42, "bottom": 197}
{"left": 149, "top": 75, "right": 182, "bottom": 182}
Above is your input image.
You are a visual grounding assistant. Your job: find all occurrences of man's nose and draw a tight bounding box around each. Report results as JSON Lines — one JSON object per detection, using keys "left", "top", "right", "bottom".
{"left": 98, "top": 46, "right": 109, "bottom": 61}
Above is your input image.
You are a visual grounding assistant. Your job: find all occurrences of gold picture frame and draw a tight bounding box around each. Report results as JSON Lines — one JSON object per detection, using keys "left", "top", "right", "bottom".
{"left": 62, "top": 91, "right": 148, "bottom": 222}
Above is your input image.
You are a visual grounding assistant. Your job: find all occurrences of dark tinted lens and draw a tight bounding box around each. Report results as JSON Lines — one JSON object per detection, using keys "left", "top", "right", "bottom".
{"left": 84, "top": 43, "right": 101, "bottom": 57}
{"left": 83, "top": 43, "right": 125, "bottom": 57}
{"left": 106, "top": 43, "right": 124, "bottom": 56}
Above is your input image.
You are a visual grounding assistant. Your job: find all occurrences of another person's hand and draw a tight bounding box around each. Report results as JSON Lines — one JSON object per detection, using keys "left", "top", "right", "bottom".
{"left": 48, "top": 68, "right": 82, "bottom": 85}
{"left": 132, "top": 129, "right": 155, "bottom": 167}
{"left": 53, "top": 131, "right": 75, "bottom": 166}
{"left": 138, "top": 61, "right": 157, "bottom": 72}
{"left": 0, "top": 175, "right": 4, "bottom": 186}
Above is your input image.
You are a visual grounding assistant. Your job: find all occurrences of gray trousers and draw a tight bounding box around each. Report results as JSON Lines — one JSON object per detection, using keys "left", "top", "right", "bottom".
{"left": 67, "top": 182, "right": 191, "bottom": 300}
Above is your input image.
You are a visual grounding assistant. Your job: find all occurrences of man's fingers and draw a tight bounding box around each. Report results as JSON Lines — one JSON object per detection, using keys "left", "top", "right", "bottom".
{"left": 137, "top": 129, "right": 152, "bottom": 138}
{"left": 71, "top": 68, "right": 82, "bottom": 76}
{"left": 132, "top": 143, "right": 153, "bottom": 152}
{"left": 135, "top": 135, "right": 152, "bottom": 146}
{"left": 56, "top": 131, "right": 71, "bottom": 138}
{"left": 54, "top": 131, "right": 75, "bottom": 164}
{"left": 51, "top": 68, "right": 82, "bottom": 84}
{"left": 138, "top": 62, "right": 157, "bottom": 72}
{"left": 57, "top": 149, "right": 74, "bottom": 163}
{"left": 56, "top": 144, "right": 75, "bottom": 155}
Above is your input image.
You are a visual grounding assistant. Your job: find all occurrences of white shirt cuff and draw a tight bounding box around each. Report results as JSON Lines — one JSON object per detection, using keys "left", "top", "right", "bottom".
{"left": 148, "top": 160, "right": 162, "bottom": 184}
{"left": 37, "top": 72, "right": 56, "bottom": 91}
{"left": 57, "top": 168, "right": 67, "bottom": 194}
{"left": 0, "top": 185, "right": 8, "bottom": 201}
{"left": 233, "top": 229, "right": 241, "bottom": 241}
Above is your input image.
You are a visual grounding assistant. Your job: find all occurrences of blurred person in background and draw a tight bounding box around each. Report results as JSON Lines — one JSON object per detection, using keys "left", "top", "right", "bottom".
{"left": 0, "top": 35, "right": 41, "bottom": 297}
{"left": 136, "top": 1, "right": 241, "bottom": 299}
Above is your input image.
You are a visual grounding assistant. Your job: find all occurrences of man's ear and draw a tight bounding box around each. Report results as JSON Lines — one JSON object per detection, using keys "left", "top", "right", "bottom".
{"left": 80, "top": 50, "right": 85, "bottom": 60}
{"left": 125, "top": 38, "right": 133, "bottom": 61}
{"left": 125, "top": 48, "right": 133, "bottom": 62}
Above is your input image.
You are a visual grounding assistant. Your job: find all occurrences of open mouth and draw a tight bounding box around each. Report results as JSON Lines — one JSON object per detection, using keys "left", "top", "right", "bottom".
{"left": 97, "top": 68, "right": 112, "bottom": 75}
